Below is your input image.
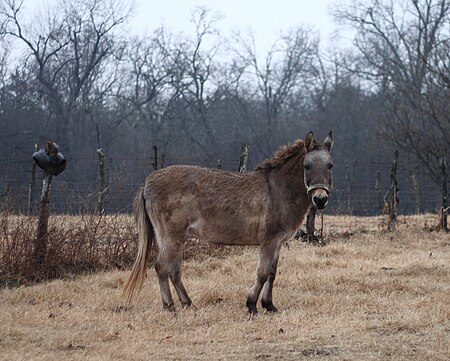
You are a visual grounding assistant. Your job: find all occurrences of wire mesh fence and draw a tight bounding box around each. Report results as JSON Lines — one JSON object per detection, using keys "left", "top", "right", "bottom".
{"left": 0, "top": 151, "right": 446, "bottom": 282}
{"left": 0, "top": 153, "right": 445, "bottom": 222}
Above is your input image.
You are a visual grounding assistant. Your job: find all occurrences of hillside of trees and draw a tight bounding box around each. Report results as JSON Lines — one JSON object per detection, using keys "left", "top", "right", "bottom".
{"left": 0, "top": 0, "right": 448, "bottom": 215}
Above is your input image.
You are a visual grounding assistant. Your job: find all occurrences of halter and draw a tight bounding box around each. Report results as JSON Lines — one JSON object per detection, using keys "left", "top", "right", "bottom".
{"left": 304, "top": 169, "right": 331, "bottom": 195}
{"left": 305, "top": 183, "right": 331, "bottom": 195}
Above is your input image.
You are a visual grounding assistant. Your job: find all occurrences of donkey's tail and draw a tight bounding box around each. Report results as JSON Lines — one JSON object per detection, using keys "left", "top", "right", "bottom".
{"left": 122, "top": 187, "right": 153, "bottom": 304}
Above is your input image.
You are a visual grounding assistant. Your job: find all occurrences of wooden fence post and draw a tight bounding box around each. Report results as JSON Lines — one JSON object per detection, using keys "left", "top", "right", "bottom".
{"left": 375, "top": 171, "right": 382, "bottom": 212}
{"left": 410, "top": 173, "right": 420, "bottom": 214}
{"left": 96, "top": 148, "right": 107, "bottom": 214}
{"left": 306, "top": 206, "right": 316, "bottom": 238}
{"left": 160, "top": 153, "right": 166, "bottom": 169}
{"left": 346, "top": 164, "right": 352, "bottom": 215}
{"left": 375, "top": 170, "right": 389, "bottom": 215}
{"left": 238, "top": 144, "right": 249, "bottom": 172}
{"left": 34, "top": 142, "right": 59, "bottom": 266}
{"left": 440, "top": 157, "right": 448, "bottom": 232}
{"left": 27, "top": 143, "right": 39, "bottom": 215}
{"left": 34, "top": 169, "right": 52, "bottom": 265}
{"left": 151, "top": 145, "right": 158, "bottom": 171}
{"left": 388, "top": 150, "right": 399, "bottom": 231}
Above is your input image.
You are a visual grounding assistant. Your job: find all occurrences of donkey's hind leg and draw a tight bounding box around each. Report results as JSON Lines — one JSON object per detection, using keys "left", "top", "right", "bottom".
{"left": 169, "top": 243, "right": 192, "bottom": 307}
{"left": 155, "top": 239, "right": 192, "bottom": 310}
{"left": 155, "top": 253, "right": 175, "bottom": 310}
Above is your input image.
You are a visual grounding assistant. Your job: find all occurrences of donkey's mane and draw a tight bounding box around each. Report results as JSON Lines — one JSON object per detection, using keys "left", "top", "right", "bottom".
{"left": 255, "top": 139, "right": 326, "bottom": 171}
{"left": 255, "top": 140, "right": 305, "bottom": 170}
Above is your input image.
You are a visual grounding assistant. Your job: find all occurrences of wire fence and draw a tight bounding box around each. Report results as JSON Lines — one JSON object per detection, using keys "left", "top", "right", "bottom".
{"left": 0, "top": 153, "right": 445, "bottom": 219}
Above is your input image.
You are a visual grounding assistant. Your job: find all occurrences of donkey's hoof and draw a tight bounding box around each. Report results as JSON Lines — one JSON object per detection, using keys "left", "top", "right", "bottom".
{"left": 269, "top": 306, "right": 278, "bottom": 313}
{"left": 163, "top": 302, "right": 175, "bottom": 312}
{"left": 261, "top": 301, "right": 278, "bottom": 313}
{"left": 181, "top": 301, "right": 192, "bottom": 309}
{"left": 246, "top": 299, "right": 258, "bottom": 315}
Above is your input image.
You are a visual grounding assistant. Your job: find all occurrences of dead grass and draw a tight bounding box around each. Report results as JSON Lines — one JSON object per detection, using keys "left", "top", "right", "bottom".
{"left": 0, "top": 214, "right": 449, "bottom": 360}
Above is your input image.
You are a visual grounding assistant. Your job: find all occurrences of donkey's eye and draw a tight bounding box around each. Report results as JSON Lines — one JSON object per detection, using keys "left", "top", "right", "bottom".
{"left": 304, "top": 163, "right": 311, "bottom": 171}
{"left": 328, "top": 163, "right": 334, "bottom": 169}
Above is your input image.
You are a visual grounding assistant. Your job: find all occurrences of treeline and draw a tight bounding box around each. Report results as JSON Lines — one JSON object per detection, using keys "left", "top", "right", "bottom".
{"left": 0, "top": 0, "right": 448, "bottom": 215}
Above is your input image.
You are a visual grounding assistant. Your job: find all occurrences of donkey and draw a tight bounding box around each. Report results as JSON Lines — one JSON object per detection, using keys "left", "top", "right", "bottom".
{"left": 123, "top": 131, "right": 334, "bottom": 314}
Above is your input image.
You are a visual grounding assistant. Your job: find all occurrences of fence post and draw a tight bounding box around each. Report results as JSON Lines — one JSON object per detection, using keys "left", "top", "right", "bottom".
{"left": 238, "top": 144, "right": 249, "bottom": 172}
{"left": 151, "top": 145, "right": 158, "bottom": 171}
{"left": 217, "top": 159, "right": 222, "bottom": 169}
{"left": 34, "top": 142, "right": 59, "bottom": 266}
{"left": 345, "top": 164, "right": 352, "bottom": 215}
{"left": 96, "top": 148, "right": 107, "bottom": 214}
{"left": 306, "top": 206, "right": 316, "bottom": 238}
{"left": 160, "top": 153, "right": 166, "bottom": 169}
{"left": 34, "top": 170, "right": 52, "bottom": 265}
{"left": 388, "top": 150, "right": 399, "bottom": 231}
{"left": 410, "top": 173, "right": 420, "bottom": 214}
{"left": 441, "top": 157, "right": 448, "bottom": 232}
{"left": 375, "top": 171, "right": 382, "bottom": 212}
{"left": 28, "top": 143, "right": 39, "bottom": 215}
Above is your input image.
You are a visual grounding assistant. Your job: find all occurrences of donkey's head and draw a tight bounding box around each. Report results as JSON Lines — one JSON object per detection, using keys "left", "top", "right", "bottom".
{"left": 303, "top": 131, "right": 334, "bottom": 210}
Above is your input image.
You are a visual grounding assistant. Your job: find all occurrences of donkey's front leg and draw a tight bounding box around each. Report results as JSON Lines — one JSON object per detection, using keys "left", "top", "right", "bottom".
{"left": 246, "top": 241, "right": 281, "bottom": 314}
{"left": 261, "top": 243, "right": 281, "bottom": 312}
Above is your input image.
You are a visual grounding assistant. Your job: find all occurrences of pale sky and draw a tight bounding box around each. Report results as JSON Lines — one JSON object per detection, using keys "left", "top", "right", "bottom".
{"left": 132, "top": 0, "right": 341, "bottom": 51}
{"left": 20, "top": 0, "right": 345, "bottom": 54}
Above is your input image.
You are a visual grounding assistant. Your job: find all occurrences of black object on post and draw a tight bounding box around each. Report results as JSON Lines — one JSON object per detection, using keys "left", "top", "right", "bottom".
{"left": 33, "top": 143, "right": 66, "bottom": 176}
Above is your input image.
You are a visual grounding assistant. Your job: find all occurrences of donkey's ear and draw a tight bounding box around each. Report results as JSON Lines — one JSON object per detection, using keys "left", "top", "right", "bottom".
{"left": 305, "top": 131, "right": 316, "bottom": 151}
{"left": 324, "top": 131, "right": 334, "bottom": 152}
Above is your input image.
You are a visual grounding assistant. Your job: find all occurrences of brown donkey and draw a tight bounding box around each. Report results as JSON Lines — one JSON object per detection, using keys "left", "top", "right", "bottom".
{"left": 123, "top": 131, "right": 334, "bottom": 314}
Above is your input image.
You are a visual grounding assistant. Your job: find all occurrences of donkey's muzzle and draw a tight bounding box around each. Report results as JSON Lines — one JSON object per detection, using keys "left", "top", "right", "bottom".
{"left": 312, "top": 193, "right": 328, "bottom": 210}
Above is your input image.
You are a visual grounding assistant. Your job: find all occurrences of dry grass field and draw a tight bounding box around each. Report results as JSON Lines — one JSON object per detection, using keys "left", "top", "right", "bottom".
{"left": 0, "top": 215, "right": 449, "bottom": 360}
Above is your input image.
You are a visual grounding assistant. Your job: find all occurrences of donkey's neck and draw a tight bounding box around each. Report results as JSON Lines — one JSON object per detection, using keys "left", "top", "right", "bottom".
{"left": 264, "top": 154, "right": 311, "bottom": 228}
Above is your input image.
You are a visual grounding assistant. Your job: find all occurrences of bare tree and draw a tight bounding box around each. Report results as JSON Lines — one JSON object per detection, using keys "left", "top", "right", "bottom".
{"left": 115, "top": 9, "right": 246, "bottom": 161}
{"left": 0, "top": 11, "right": 9, "bottom": 89}
{"left": 236, "top": 27, "right": 319, "bottom": 155}
{"left": 0, "top": 0, "right": 132, "bottom": 154}
{"left": 171, "top": 6, "right": 225, "bottom": 158}
{"left": 117, "top": 28, "right": 185, "bottom": 154}
{"left": 333, "top": 0, "right": 450, "bottom": 182}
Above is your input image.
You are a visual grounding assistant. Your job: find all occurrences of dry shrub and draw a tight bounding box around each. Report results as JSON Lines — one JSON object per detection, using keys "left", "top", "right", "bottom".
{"left": 0, "top": 212, "right": 35, "bottom": 283}
{"left": 0, "top": 212, "right": 138, "bottom": 284}
{"left": 0, "top": 212, "right": 241, "bottom": 286}
{"left": 43, "top": 214, "right": 139, "bottom": 277}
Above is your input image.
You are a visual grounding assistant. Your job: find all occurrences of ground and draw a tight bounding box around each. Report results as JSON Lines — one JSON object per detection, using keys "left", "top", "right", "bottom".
{"left": 0, "top": 215, "right": 449, "bottom": 360}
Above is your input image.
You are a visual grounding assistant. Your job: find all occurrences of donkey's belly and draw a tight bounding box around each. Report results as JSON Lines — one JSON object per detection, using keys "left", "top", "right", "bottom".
{"left": 205, "top": 234, "right": 262, "bottom": 246}
{"left": 187, "top": 215, "right": 265, "bottom": 246}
